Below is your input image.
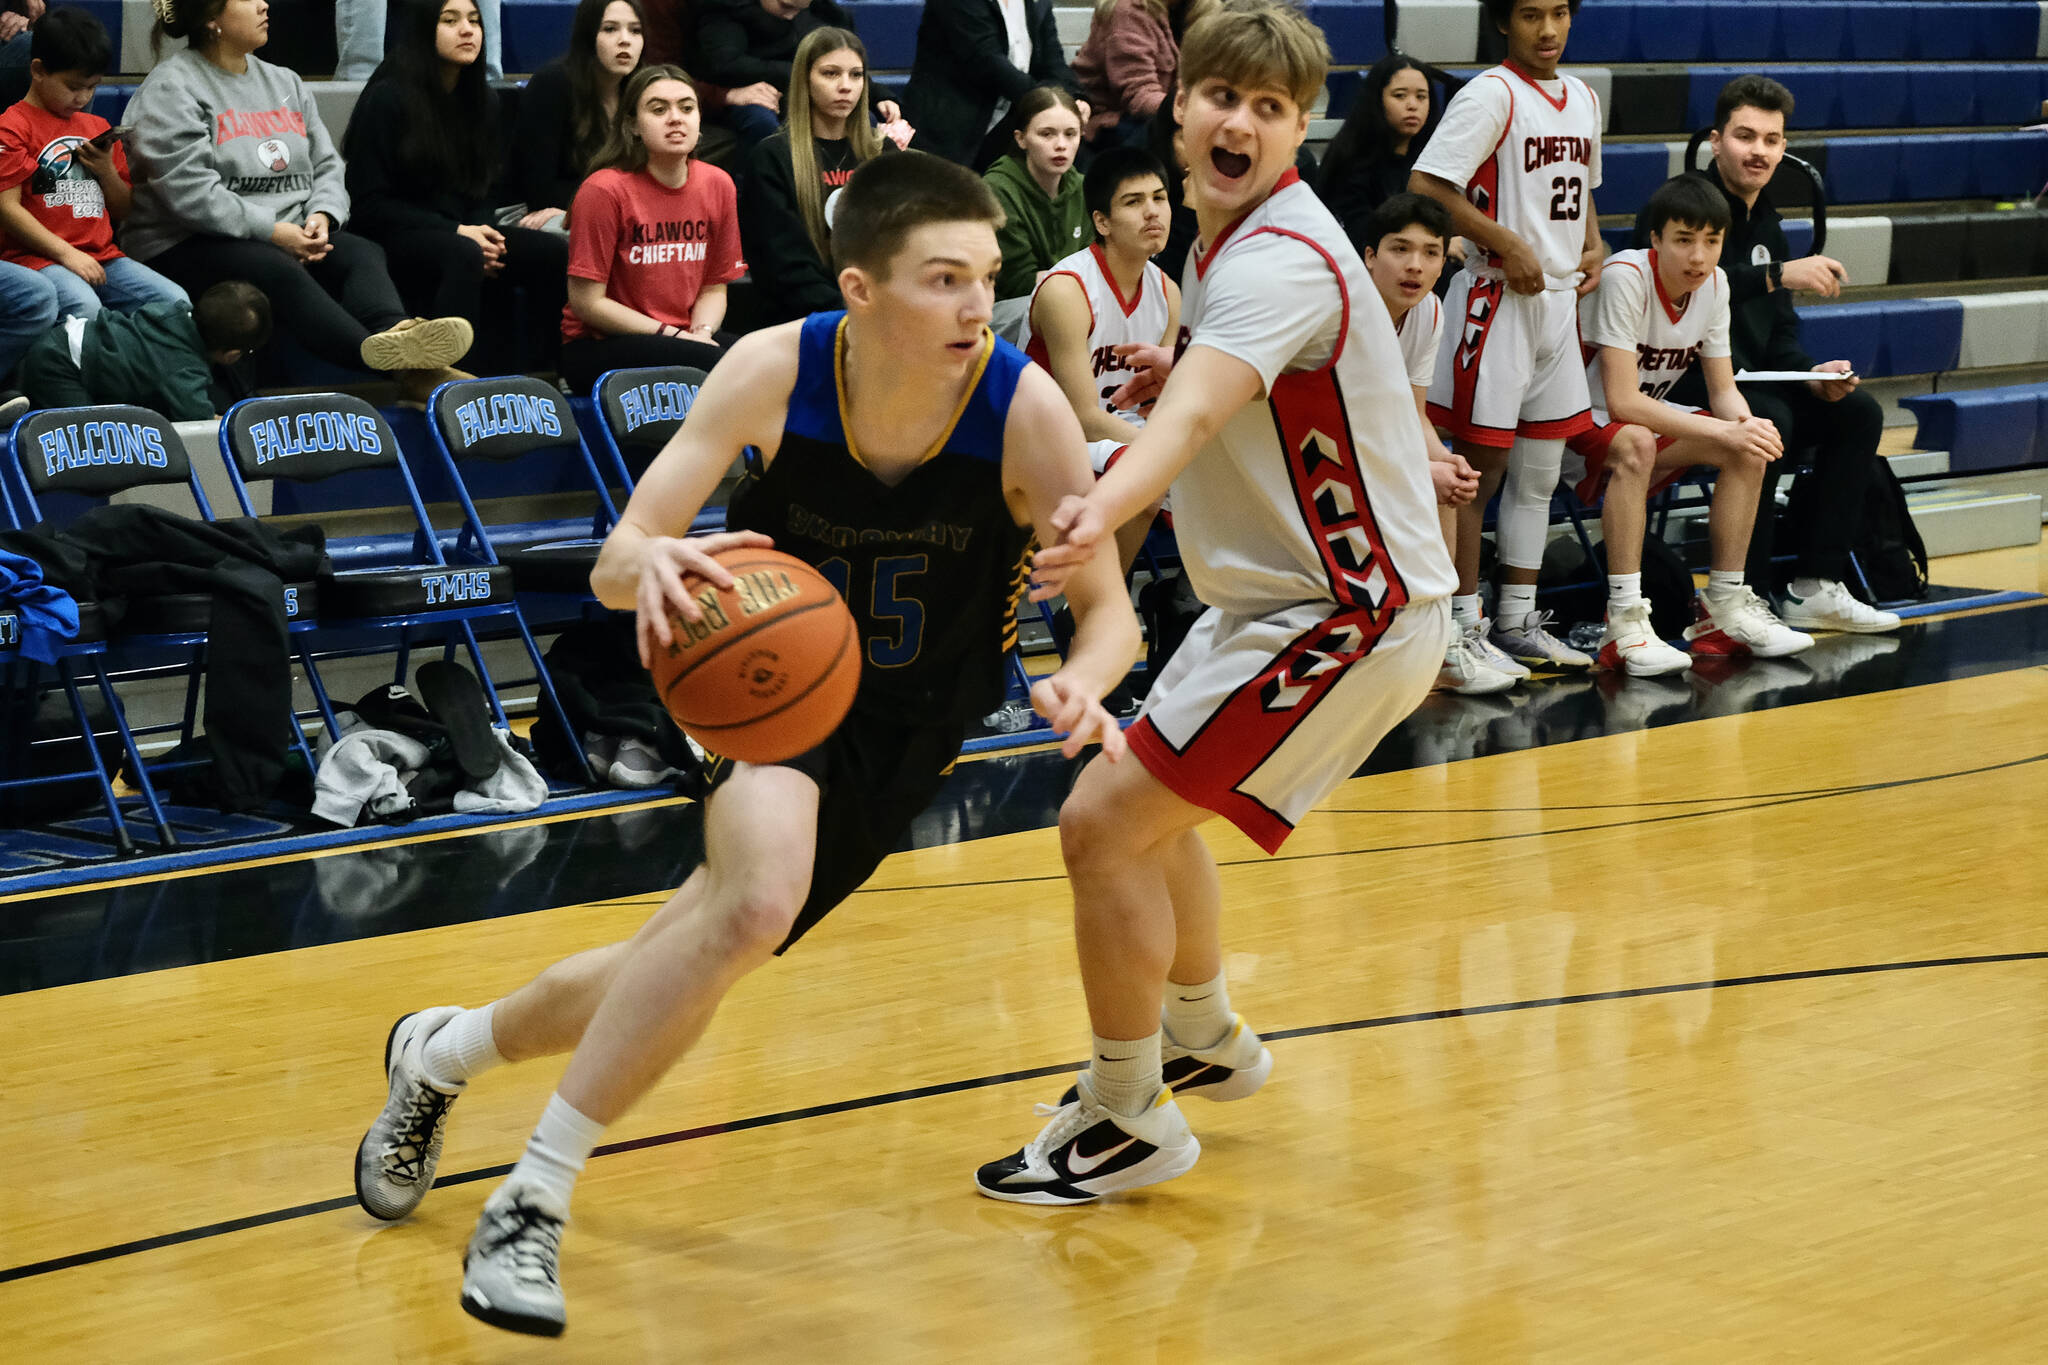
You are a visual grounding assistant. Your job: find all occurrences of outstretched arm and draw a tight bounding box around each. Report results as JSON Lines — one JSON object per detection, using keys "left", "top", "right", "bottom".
{"left": 1004, "top": 365, "right": 1140, "bottom": 759}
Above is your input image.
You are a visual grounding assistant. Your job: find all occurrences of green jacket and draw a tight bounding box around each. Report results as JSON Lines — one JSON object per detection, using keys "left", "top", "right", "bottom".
{"left": 78, "top": 302, "right": 217, "bottom": 422}
{"left": 983, "top": 154, "right": 1089, "bottom": 301}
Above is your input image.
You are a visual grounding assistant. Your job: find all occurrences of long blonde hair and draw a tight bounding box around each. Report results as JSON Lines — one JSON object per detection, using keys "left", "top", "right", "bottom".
{"left": 592, "top": 65, "right": 696, "bottom": 175}
{"left": 786, "top": 29, "right": 884, "bottom": 263}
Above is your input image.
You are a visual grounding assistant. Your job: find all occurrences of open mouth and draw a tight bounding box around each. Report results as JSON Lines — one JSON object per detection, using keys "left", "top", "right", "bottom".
{"left": 1210, "top": 148, "right": 1251, "bottom": 180}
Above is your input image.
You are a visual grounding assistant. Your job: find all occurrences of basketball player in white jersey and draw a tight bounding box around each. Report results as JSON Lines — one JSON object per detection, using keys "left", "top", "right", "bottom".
{"left": 1361, "top": 191, "right": 1514, "bottom": 696}
{"left": 1024, "top": 146, "right": 1182, "bottom": 572}
{"left": 1571, "top": 174, "right": 1812, "bottom": 674}
{"left": 1412, "top": 0, "right": 1605, "bottom": 675}
{"left": 976, "top": 1, "right": 1457, "bottom": 1204}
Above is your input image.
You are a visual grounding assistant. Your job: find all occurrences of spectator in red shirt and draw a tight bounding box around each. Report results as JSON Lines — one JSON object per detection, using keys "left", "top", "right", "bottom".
{"left": 560, "top": 64, "right": 746, "bottom": 392}
{"left": 0, "top": 6, "right": 187, "bottom": 320}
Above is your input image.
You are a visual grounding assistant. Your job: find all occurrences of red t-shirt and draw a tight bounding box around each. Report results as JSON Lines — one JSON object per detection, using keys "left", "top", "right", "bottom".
{"left": 562, "top": 163, "right": 746, "bottom": 342}
{"left": 0, "top": 102, "right": 130, "bottom": 269}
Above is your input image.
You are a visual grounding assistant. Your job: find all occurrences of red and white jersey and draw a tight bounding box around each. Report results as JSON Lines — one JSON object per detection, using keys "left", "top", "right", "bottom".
{"left": 1023, "top": 242, "right": 1172, "bottom": 421}
{"left": 1172, "top": 170, "right": 1456, "bottom": 617}
{"left": 1393, "top": 291, "right": 1443, "bottom": 391}
{"left": 1412, "top": 60, "right": 1602, "bottom": 289}
{"left": 1580, "top": 247, "right": 1731, "bottom": 415}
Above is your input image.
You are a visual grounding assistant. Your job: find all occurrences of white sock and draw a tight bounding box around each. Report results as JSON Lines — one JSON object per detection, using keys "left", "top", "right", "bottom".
{"left": 505, "top": 1092, "right": 605, "bottom": 1211}
{"left": 1705, "top": 569, "right": 1744, "bottom": 599}
{"left": 1497, "top": 584, "right": 1537, "bottom": 628}
{"left": 1606, "top": 572, "right": 1643, "bottom": 613}
{"left": 1451, "top": 593, "right": 1481, "bottom": 631}
{"left": 421, "top": 1002, "right": 505, "bottom": 1090}
{"left": 1791, "top": 576, "right": 1829, "bottom": 598}
{"left": 1088, "top": 1032, "right": 1162, "bottom": 1118}
{"left": 1163, "top": 971, "right": 1233, "bottom": 1051}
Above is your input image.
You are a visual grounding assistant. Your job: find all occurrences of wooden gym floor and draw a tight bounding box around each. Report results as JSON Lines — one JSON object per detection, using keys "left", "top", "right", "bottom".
{"left": 3, "top": 537, "right": 2047, "bottom": 1360}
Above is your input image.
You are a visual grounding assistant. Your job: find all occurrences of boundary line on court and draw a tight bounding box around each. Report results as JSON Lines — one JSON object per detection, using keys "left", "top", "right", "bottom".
{"left": 4, "top": 948, "right": 2046, "bottom": 1287}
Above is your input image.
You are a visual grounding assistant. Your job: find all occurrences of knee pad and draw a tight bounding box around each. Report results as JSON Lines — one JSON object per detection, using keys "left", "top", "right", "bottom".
{"left": 1494, "top": 436, "right": 1564, "bottom": 571}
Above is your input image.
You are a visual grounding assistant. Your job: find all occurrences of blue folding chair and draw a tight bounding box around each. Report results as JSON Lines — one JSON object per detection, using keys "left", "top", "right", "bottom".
{"left": 217, "top": 390, "right": 593, "bottom": 784}
{"left": 591, "top": 364, "right": 705, "bottom": 490}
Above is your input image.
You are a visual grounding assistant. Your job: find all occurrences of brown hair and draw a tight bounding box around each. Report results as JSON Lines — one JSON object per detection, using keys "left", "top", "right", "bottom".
{"left": 831, "top": 151, "right": 1004, "bottom": 278}
{"left": 787, "top": 28, "right": 884, "bottom": 263}
{"left": 592, "top": 65, "right": 697, "bottom": 174}
{"left": 1713, "top": 74, "right": 1795, "bottom": 132}
{"left": 1177, "top": 0, "right": 1328, "bottom": 111}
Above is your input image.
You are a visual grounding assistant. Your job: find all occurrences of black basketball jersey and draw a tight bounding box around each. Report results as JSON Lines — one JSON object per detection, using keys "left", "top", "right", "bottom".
{"left": 726, "top": 311, "right": 1036, "bottom": 723}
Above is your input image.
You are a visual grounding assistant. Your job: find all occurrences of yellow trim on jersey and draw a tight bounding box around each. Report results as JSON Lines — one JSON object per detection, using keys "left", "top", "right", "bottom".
{"left": 833, "top": 317, "right": 995, "bottom": 473}
{"left": 1000, "top": 539, "right": 1036, "bottom": 652}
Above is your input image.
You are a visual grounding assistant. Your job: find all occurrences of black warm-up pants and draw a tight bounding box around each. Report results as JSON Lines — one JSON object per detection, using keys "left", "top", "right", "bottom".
{"left": 379, "top": 225, "right": 570, "bottom": 373}
{"left": 1737, "top": 381, "right": 1885, "bottom": 587}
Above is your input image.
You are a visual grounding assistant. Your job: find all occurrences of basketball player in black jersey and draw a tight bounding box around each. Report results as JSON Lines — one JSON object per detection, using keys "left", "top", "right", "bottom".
{"left": 347, "top": 153, "right": 1139, "bottom": 1337}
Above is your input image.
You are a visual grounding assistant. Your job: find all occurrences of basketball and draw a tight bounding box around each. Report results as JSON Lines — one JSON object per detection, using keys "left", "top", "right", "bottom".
{"left": 649, "top": 547, "right": 861, "bottom": 764}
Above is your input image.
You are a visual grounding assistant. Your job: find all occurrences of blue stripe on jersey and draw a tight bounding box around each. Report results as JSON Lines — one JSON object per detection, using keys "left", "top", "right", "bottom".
{"left": 785, "top": 309, "right": 1029, "bottom": 465}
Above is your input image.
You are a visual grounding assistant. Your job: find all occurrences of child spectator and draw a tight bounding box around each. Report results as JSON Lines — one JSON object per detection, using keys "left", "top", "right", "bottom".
{"left": 560, "top": 65, "right": 745, "bottom": 392}
{"left": 514, "top": 0, "right": 645, "bottom": 234}
{"left": 345, "top": 0, "right": 569, "bottom": 373}
{"left": 1071, "top": 0, "right": 1211, "bottom": 145}
{"left": 1318, "top": 54, "right": 1449, "bottom": 259}
{"left": 17, "top": 278, "right": 268, "bottom": 418}
{"left": 0, "top": 6, "right": 188, "bottom": 320}
{"left": 739, "top": 26, "right": 893, "bottom": 324}
{"left": 983, "top": 85, "right": 1087, "bottom": 337}
{"left": 122, "top": 0, "right": 474, "bottom": 401}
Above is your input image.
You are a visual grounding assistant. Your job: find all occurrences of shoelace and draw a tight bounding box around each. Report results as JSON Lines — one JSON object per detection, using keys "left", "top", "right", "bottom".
{"left": 1515, "top": 611, "right": 1569, "bottom": 648}
{"left": 381, "top": 1086, "right": 455, "bottom": 1183}
{"left": 478, "top": 1199, "right": 564, "bottom": 1288}
{"left": 1024, "top": 1098, "right": 1092, "bottom": 1163}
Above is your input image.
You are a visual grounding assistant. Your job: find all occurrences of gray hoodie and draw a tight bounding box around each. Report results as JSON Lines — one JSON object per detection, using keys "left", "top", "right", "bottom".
{"left": 121, "top": 49, "right": 351, "bottom": 262}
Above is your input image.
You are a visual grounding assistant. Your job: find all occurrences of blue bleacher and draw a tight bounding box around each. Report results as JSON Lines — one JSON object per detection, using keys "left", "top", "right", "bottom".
{"left": 1683, "top": 63, "right": 2043, "bottom": 134}
{"left": 1880, "top": 297, "right": 1967, "bottom": 374}
{"left": 1598, "top": 145, "right": 1670, "bottom": 221}
{"left": 1845, "top": 1, "right": 1916, "bottom": 61}
{"left": 1794, "top": 301, "right": 1887, "bottom": 378}
{"left": 853, "top": 1, "right": 921, "bottom": 70}
{"left": 499, "top": 0, "right": 576, "bottom": 77}
{"left": 1900, "top": 383, "right": 2047, "bottom": 471}
{"left": 1551, "top": 0, "right": 2043, "bottom": 64}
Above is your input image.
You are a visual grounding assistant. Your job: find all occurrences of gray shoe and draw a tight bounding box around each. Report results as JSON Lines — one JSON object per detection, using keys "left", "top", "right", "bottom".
{"left": 461, "top": 1185, "right": 569, "bottom": 1337}
{"left": 352, "top": 1006, "right": 464, "bottom": 1221}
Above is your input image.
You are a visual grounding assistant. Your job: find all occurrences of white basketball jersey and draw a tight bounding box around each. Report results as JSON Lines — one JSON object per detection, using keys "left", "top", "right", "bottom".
{"left": 1023, "top": 243, "right": 1172, "bottom": 419}
{"left": 1394, "top": 291, "right": 1443, "bottom": 391}
{"left": 1172, "top": 171, "right": 1456, "bottom": 617}
{"left": 1413, "top": 62, "right": 1602, "bottom": 288}
{"left": 1580, "top": 248, "right": 1732, "bottom": 415}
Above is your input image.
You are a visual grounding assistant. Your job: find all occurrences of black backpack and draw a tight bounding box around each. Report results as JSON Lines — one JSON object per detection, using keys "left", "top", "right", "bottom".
{"left": 1848, "top": 459, "right": 1929, "bottom": 604}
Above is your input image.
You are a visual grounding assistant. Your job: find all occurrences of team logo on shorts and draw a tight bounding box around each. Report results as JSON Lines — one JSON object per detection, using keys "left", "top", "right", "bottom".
{"left": 257, "top": 138, "right": 291, "bottom": 173}
{"left": 1259, "top": 624, "right": 1367, "bottom": 711}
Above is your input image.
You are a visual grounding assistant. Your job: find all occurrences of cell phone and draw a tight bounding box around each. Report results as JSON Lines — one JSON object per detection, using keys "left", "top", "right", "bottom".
{"left": 87, "top": 125, "right": 131, "bottom": 150}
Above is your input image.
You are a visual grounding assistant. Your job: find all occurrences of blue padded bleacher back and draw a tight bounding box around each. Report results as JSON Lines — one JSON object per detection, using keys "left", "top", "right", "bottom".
{"left": 1647, "top": 2, "right": 1710, "bottom": 64}
{"left": 1773, "top": 67, "right": 1840, "bottom": 131}
{"left": 1881, "top": 298, "right": 1965, "bottom": 377}
{"left": 1909, "top": 3, "right": 1978, "bottom": 61}
{"left": 1900, "top": 135, "right": 1974, "bottom": 202}
{"left": 1303, "top": 2, "right": 1384, "bottom": 66}
{"left": 1901, "top": 387, "right": 2042, "bottom": 472}
{"left": 1704, "top": 2, "right": 1777, "bottom": 63}
{"left": 1907, "top": 64, "right": 1975, "bottom": 127}
{"left": 1782, "top": 218, "right": 1815, "bottom": 259}
{"left": 501, "top": 0, "right": 576, "bottom": 74}
{"left": 1794, "top": 302, "right": 1885, "bottom": 379}
{"left": 1778, "top": 2, "right": 1848, "bottom": 62}
{"left": 854, "top": 1, "right": 920, "bottom": 68}
{"left": 1564, "top": 1, "right": 1634, "bottom": 61}
{"left": 1970, "top": 132, "right": 2048, "bottom": 201}
{"left": 1844, "top": 1, "right": 1913, "bottom": 61}
{"left": 1597, "top": 144, "right": 1667, "bottom": 221}
{"left": 1966, "top": 2, "right": 2041, "bottom": 61}
{"left": 1837, "top": 66, "right": 1911, "bottom": 129}
{"left": 1973, "top": 65, "right": 2037, "bottom": 127}
{"left": 1823, "top": 138, "right": 1897, "bottom": 203}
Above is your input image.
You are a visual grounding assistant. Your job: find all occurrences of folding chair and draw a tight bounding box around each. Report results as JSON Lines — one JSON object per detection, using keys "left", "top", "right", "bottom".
{"left": 217, "top": 391, "right": 593, "bottom": 783}
{"left": 591, "top": 364, "right": 706, "bottom": 490}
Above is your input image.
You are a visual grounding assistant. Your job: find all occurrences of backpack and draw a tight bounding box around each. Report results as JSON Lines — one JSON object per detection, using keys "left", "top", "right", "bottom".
{"left": 1848, "top": 459, "right": 1929, "bottom": 604}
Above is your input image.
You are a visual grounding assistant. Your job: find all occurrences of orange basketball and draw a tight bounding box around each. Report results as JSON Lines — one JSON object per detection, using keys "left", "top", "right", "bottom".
{"left": 650, "top": 547, "right": 861, "bottom": 764}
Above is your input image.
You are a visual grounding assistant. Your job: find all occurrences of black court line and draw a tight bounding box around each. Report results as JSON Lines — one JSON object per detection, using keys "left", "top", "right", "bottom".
{"left": 5, "top": 948, "right": 2047, "bottom": 1288}
{"left": 861, "top": 750, "right": 2048, "bottom": 896}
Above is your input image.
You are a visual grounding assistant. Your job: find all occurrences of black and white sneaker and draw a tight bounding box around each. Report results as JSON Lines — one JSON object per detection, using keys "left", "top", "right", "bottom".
{"left": 352, "top": 1006, "right": 464, "bottom": 1221}
{"left": 1057, "top": 1014, "right": 1274, "bottom": 1106}
{"left": 975, "top": 1074, "right": 1200, "bottom": 1206}
{"left": 461, "top": 1183, "right": 568, "bottom": 1336}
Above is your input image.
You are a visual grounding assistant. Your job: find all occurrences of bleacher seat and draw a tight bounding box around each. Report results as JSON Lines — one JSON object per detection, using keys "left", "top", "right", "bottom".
{"left": 1880, "top": 297, "right": 1966, "bottom": 375}
{"left": 1821, "top": 138, "right": 1898, "bottom": 203}
{"left": 1899, "top": 134, "right": 1976, "bottom": 202}
{"left": 1836, "top": 65, "right": 1913, "bottom": 129}
{"left": 1702, "top": 2, "right": 1776, "bottom": 63}
{"left": 1958, "top": 290, "right": 2048, "bottom": 368}
{"left": 1906, "top": 63, "right": 1975, "bottom": 127}
{"left": 1900, "top": 384, "right": 2044, "bottom": 471}
{"left": 1793, "top": 301, "right": 1886, "bottom": 378}
{"left": 500, "top": 0, "right": 576, "bottom": 76}
{"left": 1965, "top": 211, "right": 2037, "bottom": 280}
{"left": 1303, "top": 2, "right": 1385, "bottom": 66}
{"left": 1844, "top": 0, "right": 1915, "bottom": 61}
{"left": 1780, "top": 1, "right": 1850, "bottom": 62}
{"left": 1598, "top": 144, "right": 1670, "bottom": 223}
{"left": 854, "top": 2, "right": 920, "bottom": 70}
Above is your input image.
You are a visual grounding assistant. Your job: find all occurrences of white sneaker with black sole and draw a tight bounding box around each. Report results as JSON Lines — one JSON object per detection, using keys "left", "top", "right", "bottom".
{"left": 975, "top": 1074, "right": 1200, "bottom": 1205}
{"left": 353, "top": 1006, "right": 465, "bottom": 1221}
{"left": 1056, "top": 1015, "right": 1273, "bottom": 1107}
{"left": 461, "top": 1183, "right": 568, "bottom": 1336}
{"left": 1777, "top": 579, "right": 1902, "bottom": 634}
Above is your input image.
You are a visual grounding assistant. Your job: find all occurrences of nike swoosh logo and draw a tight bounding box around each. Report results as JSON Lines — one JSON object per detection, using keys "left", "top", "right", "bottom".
{"left": 1064, "top": 1135, "right": 1138, "bottom": 1177}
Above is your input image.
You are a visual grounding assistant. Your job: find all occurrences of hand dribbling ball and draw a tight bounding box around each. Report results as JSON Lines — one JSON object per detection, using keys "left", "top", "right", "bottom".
{"left": 649, "top": 548, "right": 860, "bottom": 763}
